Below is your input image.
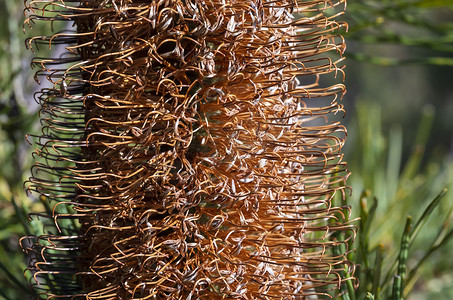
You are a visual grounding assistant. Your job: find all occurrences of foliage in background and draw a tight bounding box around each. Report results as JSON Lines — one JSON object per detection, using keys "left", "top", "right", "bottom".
{"left": 0, "top": 0, "right": 452, "bottom": 299}
{"left": 346, "top": 0, "right": 453, "bottom": 66}
{"left": 0, "top": 0, "right": 41, "bottom": 299}
{"left": 342, "top": 103, "right": 453, "bottom": 300}
{"left": 342, "top": 3, "right": 453, "bottom": 297}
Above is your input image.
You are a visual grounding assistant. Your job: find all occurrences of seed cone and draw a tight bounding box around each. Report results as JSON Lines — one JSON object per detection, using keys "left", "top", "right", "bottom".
{"left": 22, "top": 0, "right": 355, "bottom": 299}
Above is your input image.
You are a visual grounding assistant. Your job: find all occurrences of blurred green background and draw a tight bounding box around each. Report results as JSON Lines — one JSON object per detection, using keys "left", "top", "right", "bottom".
{"left": 0, "top": 0, "right": 452, "bottom": 299}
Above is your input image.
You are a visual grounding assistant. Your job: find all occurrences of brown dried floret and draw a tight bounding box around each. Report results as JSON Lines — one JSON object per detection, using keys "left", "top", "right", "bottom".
{"left": 22, "top": 0, "right": 355, "bottom": 299}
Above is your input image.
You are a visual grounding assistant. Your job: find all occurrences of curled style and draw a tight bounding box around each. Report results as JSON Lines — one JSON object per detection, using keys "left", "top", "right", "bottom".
{"left": 22, "top": 0, "right": 355, "bottom": 299}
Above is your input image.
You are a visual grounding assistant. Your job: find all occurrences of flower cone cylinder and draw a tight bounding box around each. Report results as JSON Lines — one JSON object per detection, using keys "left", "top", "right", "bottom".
{"left": 22, "top": 0, "right": 355, "bottom": 298}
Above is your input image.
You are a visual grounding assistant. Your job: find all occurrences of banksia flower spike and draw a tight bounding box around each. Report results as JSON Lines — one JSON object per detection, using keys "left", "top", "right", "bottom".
{"left": 22, "top": 0, "right": 355, "bottom": 299}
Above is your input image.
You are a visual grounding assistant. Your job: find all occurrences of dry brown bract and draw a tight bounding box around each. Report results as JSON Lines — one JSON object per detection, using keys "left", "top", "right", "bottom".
{"left": 22, "top": 0, "right": 355, "bottom": 299}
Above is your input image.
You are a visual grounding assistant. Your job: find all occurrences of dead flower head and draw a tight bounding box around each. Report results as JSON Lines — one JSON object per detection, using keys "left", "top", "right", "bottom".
{"left": 22, "top": 0, "right": 355, "bottom": 299}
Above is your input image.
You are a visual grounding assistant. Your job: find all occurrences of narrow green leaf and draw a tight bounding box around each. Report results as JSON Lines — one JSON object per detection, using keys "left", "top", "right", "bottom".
{"left": 401, "top": 106, "right": 434, "bottom": 180}
{"left": 372, "top": 244, "right": 384, "bottom": 300}
{"left": 345, "top": 267, "right": 356, "bottom": 300}
{"left": 386, "top": 126, "right": 402, "bottom": 200}
{"left": 405, "top": 227, "right": 453, "bottom": 297}
{"left": 0, "top": 260, "right": 34, "bottom": 295}
{"left": 332, "top": 234, "right": 356, "bottom": 300}
{"left": 346, "top": 53, "right": 453, "bottom": 66}
{"left": 410, "top": 189, "right": 448, "bottom": 244}
{"left": 9, "top": 196, "right": 31, "bottom": 236}
{"left": 414, "top": 0, "right": 453, "bottom": 8}
{"left": 0, "top": 287, "right": 13, "bottom": 300}
{"left": 392, "top": 217, "right": 412, "bottom": 300}
{"left": 406, "top": 204, "right": 453, "bottom": 294}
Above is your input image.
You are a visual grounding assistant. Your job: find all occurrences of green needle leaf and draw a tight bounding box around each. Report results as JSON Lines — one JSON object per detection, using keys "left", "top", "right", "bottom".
{"left": 392, "top": 217, "right": 412, "bottom": 300}
{"left": 410, "top": 189, "right": 448, "bottom": 244}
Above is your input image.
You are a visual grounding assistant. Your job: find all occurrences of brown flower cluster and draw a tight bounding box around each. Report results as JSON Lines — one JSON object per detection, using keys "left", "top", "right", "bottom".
{"left": 22, "top": 0, "right": 355, "bottom": 299}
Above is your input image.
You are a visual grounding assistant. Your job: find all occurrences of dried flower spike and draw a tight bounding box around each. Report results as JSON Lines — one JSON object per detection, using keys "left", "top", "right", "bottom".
{"left": 22, "top": 0, "right": 355, "bottom": 299}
